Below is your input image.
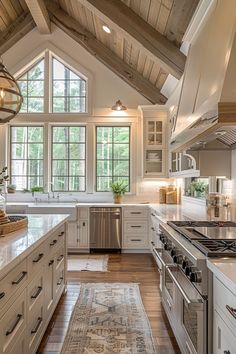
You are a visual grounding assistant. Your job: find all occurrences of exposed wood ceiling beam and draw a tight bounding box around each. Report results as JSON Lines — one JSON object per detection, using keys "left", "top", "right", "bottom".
{"left": 46, "top": 3, "right": 167, "bottom": 104}
{"left": 0, "top": 12, "right": 35, "bottom": 55}
{"left": 79, "top": 0, "right": 186, "bottom": 79}
{"left": 25, "top": 0, "right": 51, "bottom": 34}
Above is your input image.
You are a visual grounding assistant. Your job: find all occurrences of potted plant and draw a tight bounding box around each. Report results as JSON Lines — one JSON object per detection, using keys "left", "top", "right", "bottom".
{"left": 7, "top": 184, "right": 16, "bottom": 193}
{"left": 111, "top": 181, "right": 128, "bottom": 204}
{"left": 191, "top": 180, "right": 207, "bottom": 198}
{"left": 30, "top": 186, "right": 44, "bottom": 197}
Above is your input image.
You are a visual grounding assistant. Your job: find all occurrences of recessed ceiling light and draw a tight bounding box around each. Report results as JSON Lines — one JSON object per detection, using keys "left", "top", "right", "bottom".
{"left": 102, "top": 25, "right": 111, "bottom": 34}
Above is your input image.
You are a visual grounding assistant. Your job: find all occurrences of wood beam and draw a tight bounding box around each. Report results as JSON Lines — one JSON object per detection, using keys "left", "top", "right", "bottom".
{"left": 79, "top": 0, "right": 186, "bottom": 79}
{"left": 0, "top": 12, "right": 35, "bottom": 55}
{"left": 25, "top": 0, "right": 51, "bottom": 34}
{"left": 46, "top": 3, "right": 167, "bottom": 104}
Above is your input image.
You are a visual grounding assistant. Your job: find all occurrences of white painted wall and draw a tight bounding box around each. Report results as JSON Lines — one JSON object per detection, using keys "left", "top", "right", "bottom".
{"left": 2, "top": 24, "right": 149, "bottom": 113}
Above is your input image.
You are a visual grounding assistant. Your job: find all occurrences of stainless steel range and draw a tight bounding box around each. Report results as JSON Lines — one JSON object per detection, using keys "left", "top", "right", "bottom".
{"left": 152, "top": 220, "right": 236, "bottom": 354}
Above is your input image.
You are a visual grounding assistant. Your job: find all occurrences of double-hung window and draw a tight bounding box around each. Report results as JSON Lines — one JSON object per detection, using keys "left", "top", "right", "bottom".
{"left": 10, "top": 126, "right": 44, "bottom": 190}
{"left": 96, "top": 126, "right": 130, "bottom": 191}
{"left": 52, "top": 126, "right": 86, "bottom": 191}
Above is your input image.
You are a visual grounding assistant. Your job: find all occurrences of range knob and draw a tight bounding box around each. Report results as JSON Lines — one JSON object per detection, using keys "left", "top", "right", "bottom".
{"left": 164, "top": 242, "right": 171, "bottom": 251}
{"left": 170, "top": 248, "right": 176, "bottom": 257}
{"left": 185, "top": 266, "right": 191, "bottom": 276}
{"left": 159, "top": 234, "right": 165, "bottom": 243}
{"left": 173, "top": 254, "right": 183, "bottom": 264}
{"left": 189, "top": 271, "right": 202, "bottom": 283}
{"left": 182, "top": 260, "right": 188, "bottom": 270}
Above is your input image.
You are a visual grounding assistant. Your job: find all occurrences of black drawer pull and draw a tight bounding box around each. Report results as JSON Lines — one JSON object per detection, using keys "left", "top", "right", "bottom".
{"left": 151, "top": 213, "right": 155, "bottom": 216}
{"left": 33, "top": 253, "right": 44, "bottom": 263}
{"left": 59, "top": 231, "right": 64, "bottom": 237}
{"left": 151, "top": 227, "right": 155, "bottom": 231}
{"left": 131, "top": 212, "right": 141, "bottom": 214}
{"left": 131, "top": 225, "right": 142, "bottom": 228}
{"left": 131, "top": 239, "right": 141, "bottom": 242}
{"left": 0, "top": 292, "right": 5, "bottom": 299}
{"left": 57, "top": 276, "right": 63, "bottom": 285}
{"left": 31, "top": 317, "right": 43, "bottom": 334}
{"left": 31, "top": 286, "right": 42, "bottom": 299}
{"left": 226, "top": 305, "right": 236, "bottom": 320}
{"left": 12, "top": 271, "right": 27, "bottom": 285}
{"left": 48, "top": 259, "right": 54, "bottom": 266}
{"left": 50, "top": 239, "right": 57, "bottom": 246}
{"left": 57, "top": 255, "right": 64, "bottom": 262}
{"left": 6, "top": 314, "right": 22, "bottom": 336}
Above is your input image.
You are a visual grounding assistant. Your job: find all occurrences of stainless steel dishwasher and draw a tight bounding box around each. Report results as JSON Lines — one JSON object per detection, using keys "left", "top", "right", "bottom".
{"left": 90, "top": 207, "right": 122, "bottom": 251}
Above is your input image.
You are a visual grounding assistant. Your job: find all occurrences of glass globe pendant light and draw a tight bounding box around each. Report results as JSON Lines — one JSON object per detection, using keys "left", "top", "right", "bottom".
{"left": 0, "top": 58, "right": 23, "bottom": 124}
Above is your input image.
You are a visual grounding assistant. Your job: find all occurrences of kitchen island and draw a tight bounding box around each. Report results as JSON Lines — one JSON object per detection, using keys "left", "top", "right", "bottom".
{"left": 0, "top": 214, "right": 68, "bottom": 354}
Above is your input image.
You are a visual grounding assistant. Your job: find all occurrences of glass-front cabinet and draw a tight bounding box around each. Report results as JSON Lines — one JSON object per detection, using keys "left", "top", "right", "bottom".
{"left": 143, "top": 114, "right": 167, "bottom": 177}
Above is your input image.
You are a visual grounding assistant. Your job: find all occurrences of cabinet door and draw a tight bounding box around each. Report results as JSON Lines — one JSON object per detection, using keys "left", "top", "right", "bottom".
{"left": 78, "top": 220, "right": 89, "bottom": 248}
{"left": 146, "top": 119, "right": 163, "bottom": 147}
{"left": 44, "top": 258, "right": 54, "bottom": 320}
{"left": 214, "top": 310, "right": 236, "bottom": 354}
{"left": 144, "top": 149, "right": 164, "bottom": 175}
{"left": 67, "top": 222, "right": 78, "bottom": 248}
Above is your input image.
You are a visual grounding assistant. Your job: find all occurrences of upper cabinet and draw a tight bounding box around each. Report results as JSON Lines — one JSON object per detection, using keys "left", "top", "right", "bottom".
{"left": 139, "top": 106, "right": 168, "bottom": 178}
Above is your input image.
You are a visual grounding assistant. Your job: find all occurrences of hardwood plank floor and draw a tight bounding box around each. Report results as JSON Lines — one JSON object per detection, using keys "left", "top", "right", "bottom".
{"left": 37, "top": 254, "right": 180, "bottom": 354}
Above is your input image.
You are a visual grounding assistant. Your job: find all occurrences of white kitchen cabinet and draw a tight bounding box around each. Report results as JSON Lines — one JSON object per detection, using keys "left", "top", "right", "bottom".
{"left": 122, "top": 207, "right": 149, "bottom": 251}
{"left": 213, "top": 275, "right": 236, "bottom": 354}
{"left": 214, "top": 310, "right": 236, "bottom": 354}
{"left": 140, "top": 107, "right": 168, "bottom": 178}
{"left": 0, "top": 222, "right": 67, "bottom": 354}
{"left": 68, "top": 207, "right": 89, "bottom": 253}
{"left": 169, "top": 152, "right": 199, "bottom": 177}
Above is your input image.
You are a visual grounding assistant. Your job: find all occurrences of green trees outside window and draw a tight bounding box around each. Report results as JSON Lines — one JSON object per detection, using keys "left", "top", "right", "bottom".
{"left": 52, "top": 126, "right": 86, "bottom": 191}
{"left": 11, "top": 126, "right": 44, "bottom": 190}
{"left": 96, "top": 126, "right": 130, "bottom": 192}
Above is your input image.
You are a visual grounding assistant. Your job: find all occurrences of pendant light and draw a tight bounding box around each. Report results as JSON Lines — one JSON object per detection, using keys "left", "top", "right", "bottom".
{"left": 0, "top": 58, "right": 23, "bottom": 124}
{"left": 111, "top": 100, "right": 127, "bottom": 111}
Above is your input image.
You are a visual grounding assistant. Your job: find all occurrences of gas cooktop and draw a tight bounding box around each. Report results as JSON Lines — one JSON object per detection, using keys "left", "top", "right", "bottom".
{"left": 167, "top": 220, "right": 236, "bottom": 257}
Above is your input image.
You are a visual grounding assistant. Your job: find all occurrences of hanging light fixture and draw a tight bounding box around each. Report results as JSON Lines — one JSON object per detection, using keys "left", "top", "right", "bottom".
{"left": 0, "top": 58, "right": 23, "bottom": 124}
{"left": 111, "top": 99, "right": 127, "bottom": 111}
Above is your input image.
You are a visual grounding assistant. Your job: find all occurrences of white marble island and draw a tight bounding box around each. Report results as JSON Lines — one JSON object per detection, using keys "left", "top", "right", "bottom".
{"left": 0, "top": 214, "right": 68, "bottom": 354}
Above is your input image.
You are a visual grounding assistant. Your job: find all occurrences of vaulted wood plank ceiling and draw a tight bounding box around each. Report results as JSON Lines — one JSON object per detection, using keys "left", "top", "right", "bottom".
{"left": 0, "top": 0, "right": 199, "bottom": 104}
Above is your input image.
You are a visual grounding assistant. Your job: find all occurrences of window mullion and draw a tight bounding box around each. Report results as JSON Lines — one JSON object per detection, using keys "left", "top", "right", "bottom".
{"left": 44, "top": 50, "right": 50, "bottom": 113}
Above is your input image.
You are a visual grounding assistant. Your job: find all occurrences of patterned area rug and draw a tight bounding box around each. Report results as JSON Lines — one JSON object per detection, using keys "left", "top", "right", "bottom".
{"left": 67, "top": 255, "right": 109, "bottom": 271}
{"left": 61, "top": 283, "right": 157, "bottom": 354}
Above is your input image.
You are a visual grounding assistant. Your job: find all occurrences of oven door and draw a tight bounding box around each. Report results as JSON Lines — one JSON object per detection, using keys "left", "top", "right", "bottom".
{"left": 166, "top": 266, "right": 207, "bottom": 354}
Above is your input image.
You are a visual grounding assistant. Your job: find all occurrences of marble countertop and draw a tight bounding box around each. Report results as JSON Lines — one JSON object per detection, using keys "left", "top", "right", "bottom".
{"left": 0, "top": 214, "right": 69, "bottom": 279}
{"left": 207, "top": 259, "right": 236, "bottom": 294}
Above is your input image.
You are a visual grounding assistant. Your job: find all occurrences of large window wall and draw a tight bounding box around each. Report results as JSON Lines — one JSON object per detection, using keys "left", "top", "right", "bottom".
{"left": 9, "top": 124, "right": 131, "bottom": 193}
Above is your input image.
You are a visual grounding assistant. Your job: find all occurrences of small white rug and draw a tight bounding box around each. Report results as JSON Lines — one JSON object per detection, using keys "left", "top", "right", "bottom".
{"left": 67, "top": 254, "right": 109, "bottom": 272}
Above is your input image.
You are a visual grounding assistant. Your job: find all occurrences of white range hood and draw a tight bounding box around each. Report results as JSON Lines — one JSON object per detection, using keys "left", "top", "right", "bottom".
{"left": 170, "top": 0, "right": 236, "bottom": 152}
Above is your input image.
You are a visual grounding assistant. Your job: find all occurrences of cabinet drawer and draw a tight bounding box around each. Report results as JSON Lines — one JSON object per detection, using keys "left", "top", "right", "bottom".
{"left": 55, "top": 247, "right": 65, "bottom": 271}
{"left": 0, "top": 289, "right": 26, "bottom": 354}
{"left": 27, "top": 242, "right": 46, "bottom": 278}
{"left": 214, "top": 276, "right": 236, "bottom": 331}
{"left": 124, "top": 221, "right": 148, "bottom": 234}
{"left": 9, "top": 329, "right": 26, "bottom": 354}
{"left": 123, "top": 207, "right": 148, "bottom": 219}
{"left": 214, "top": 310, "right": 236, "bottom": 354}
{"left": 27, "top": 272, "right": 44, "bottom": 313}
{"left": 55, "top": 262, "right": 65, "bottom": 300}
{"left": 123, "top": 235, "right": 148, "bottom": 248}
{"left": 0, "top": 260, "right": 27, "bottom": 314}
{"left": 27, "top": 302, "right": 44, "bottom": 354}
{"left": 45, "top": 226, "right": 65, "bottom": 255}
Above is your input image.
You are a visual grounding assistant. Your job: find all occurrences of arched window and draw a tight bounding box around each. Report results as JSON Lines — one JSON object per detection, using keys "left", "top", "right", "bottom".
{"left": 17, "top": 52, "right": 88, "bottom": 114}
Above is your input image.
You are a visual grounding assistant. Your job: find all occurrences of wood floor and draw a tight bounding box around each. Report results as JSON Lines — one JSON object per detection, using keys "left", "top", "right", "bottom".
{"left": 37, "top": 253, "right": 181, "bottom": 354}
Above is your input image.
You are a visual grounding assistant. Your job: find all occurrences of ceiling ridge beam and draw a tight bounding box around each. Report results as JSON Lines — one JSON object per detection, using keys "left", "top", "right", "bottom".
{"left": 0, "top": 12, "right": 36, "bottom": 56}
{"left": 79, "top": 0, "right": 186, "bottom": 79}
{"left": 25, "top": 0, "right": 51, "bottom": 34}
{"left": 46, "top": 3, "right": 167, "bottom": 104}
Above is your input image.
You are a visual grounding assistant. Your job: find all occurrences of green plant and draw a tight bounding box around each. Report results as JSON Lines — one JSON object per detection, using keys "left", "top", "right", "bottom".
{"left": 7, "top": 184, "right": 16, "bottom": 190}
{"left": 110, "top": 181, "right": 128, "bottom": 196}
{"left": 190, "top": 180, "right": 207, "bottom": 193}
{"left": 30, "top": 186, "right": 44, "bottom": 193}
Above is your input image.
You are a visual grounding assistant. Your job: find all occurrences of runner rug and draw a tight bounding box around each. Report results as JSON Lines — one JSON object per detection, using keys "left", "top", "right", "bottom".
{"left": 67, "top": 255, "right": 109, "bottom": 272}
{"left": 61, "top": 283, "right": 157, "bottom": 354}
